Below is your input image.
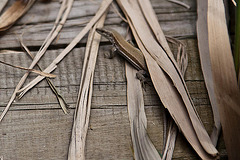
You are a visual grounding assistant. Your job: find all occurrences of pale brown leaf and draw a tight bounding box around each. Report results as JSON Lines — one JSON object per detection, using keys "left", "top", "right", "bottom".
{"left": 126, "top": 63, "right": 162, "bottom": 160}
{"left": 125, "top": 29, "right": 161, "bottom": 159}
{"left": 135, "top": 0, "right": 217, "bottom": 157}
{"left": 67, "top": 3, "right": 109, "bottom": 159}
{"left": 17, "top": 0, "right": 73, "bottom": 100}
{"left": 207, "top": 0, "right": 240, "bottom": 159}
{"left": 117, "top": 0, "right": 218, "bottom": 158}
{"left": 0, "top": 0, "right": 73, "bottom": 122}
{"left": 162, "top": 36, "right": 188, "bottom": 160}
{"left": 196, "top": 0, "right": 221, "bottom": 146}
{"left": 0, "top": 0, "right": 35, "bottom": 31}
{"left": 19, "top": 37, "right": 69, "bottom": 114}
{"left": 16, "top": 0, "right": 113, "bottom": 99}
{"left": 0, "top": 60, "right": 56, "bottom": 78}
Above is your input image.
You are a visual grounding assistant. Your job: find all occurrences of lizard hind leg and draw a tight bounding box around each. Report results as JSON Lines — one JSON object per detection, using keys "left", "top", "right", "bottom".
{"left": 127, "top": 40, "right": 136, "bottom": 47}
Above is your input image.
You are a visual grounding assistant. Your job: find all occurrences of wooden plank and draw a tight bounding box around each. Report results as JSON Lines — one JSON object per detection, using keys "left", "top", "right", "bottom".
{"left": 0, "top": 0, "right": 196, "bottom": 49}
{"left": 0, "top": 106, "right": 227, "bottom": 160}
{"left": 7, "top": 0, "right": 196, "bottom": 25}
{"left": 0, "top": 44, "right": 227, "bottom": 159}
{"left": 0, "top": 0, "right": 227, "bottom": 159}
{"left": 0, "top": 81, "right": 210, "bottom": 111}
{"left": 0, "top": 40, "right": 205, "bottom": 110}
{"left": 0, "top": 39, "right": 203, "bottom": 89}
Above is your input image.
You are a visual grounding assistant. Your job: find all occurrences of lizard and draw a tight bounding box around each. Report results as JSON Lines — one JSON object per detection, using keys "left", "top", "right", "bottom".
{"left": 96, "top": 28, "right": 150, "bottom": 86}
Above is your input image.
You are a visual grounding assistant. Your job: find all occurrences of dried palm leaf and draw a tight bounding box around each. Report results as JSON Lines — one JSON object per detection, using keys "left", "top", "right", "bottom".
{"left": 207, "top": 1, "right": 240, "bottom": 159}
{"left": 0, "top": 50, "right": 24, "bottom": 54}
{"left": 111, "top": 2, "right": 127, "bottom": 23}
{"left": 20, "top": 37, "right": 69, "bottom": 114}
{"left": 162, "top": 120, "right": 177, "bottom": 160}
{"left": 16, "top": 0, "right": 73, "bottom": 100}
{"left": 15, "top": 0, "right": 113, "bottom": 100}
{"left": 0, "top": 0, "right": 35, "bottom": 31}
{"left": 117, "top": 0, "right": 218, "bottom": 159}
{"left": 126, "top": 63, "right": 162, "bottom": 160}
{"left": 166, "top": 36, "right": 188, "bottom": 75}
{"left": 162, "top": 36, "right": 188, "bottom": 160}
{"left": 68, "top": 3, "right": 109, "bottom": 159}
{"left": 124, "top": 29, "right": 162, "bottom": 159}
{"left": 0, "top": 60, "right": 56, "bottom": 78}
{"left": 196, "top": 0, "right": 221, "bottom": 146}
{"left": 0, "top": 0, "right": 73, "bottom": 122}
{"left": 129, "top": 19, "right": 215, "bottom": 160}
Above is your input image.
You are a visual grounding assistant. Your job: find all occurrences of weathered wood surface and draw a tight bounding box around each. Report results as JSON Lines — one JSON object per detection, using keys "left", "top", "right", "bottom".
{"left": 0, "top": 0, "right": 227, "bottom": 159}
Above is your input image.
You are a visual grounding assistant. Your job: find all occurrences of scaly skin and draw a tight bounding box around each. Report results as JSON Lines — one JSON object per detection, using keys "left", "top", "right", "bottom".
{"left": 96, "top": 28, "right": 152, "bottom": 89}
{"left": 96, "top": 28, "right": 147, "bottom": 71}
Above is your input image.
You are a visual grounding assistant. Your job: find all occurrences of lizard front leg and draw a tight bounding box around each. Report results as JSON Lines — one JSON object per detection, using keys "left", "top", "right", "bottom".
{"left": 104, "top": 47, "right": 117, "bottom": 59}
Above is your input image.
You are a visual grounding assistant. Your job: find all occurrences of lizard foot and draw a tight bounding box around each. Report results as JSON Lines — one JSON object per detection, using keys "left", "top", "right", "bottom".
{"left": 136, "top": 70, "right": 152, "bottom": 90}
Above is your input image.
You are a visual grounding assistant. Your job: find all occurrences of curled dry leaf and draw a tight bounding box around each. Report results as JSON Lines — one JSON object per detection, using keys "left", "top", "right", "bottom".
{"left": 117, "top": 0, "right": 218, "bottom": 159}
{"left": 0, "top": 0, "right": 36, "bottom": 31}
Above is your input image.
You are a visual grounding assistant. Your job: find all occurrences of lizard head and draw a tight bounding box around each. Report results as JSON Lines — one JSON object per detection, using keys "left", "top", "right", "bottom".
{"left": 96, "top": 28, "right": 115, "bottom": 44}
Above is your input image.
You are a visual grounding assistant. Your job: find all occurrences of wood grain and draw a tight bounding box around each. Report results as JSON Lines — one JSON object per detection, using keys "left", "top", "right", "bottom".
{"left": 0, "top": 0, "right": 227, "bottom": 159}
{"left": 0, "top": 0, "right": 196, "bottom": 49}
